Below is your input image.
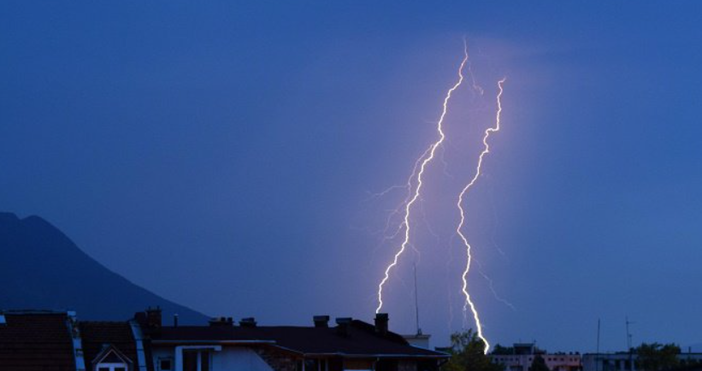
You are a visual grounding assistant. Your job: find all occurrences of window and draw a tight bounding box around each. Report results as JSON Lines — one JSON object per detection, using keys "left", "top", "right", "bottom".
{"left": 342, "top": 358, "right": 373, "bottom": 371}
{"left": 159, "top": 358, "right": 173, "bottom": 371}
{"left": 96, "top": 363, "right": 127, "bottom": 371}
{"left": 304, "top": 359, "right": 328, "bottom": 371}
{"left": 183, "top": 350, "right": 211, "bottom": 371}
{"left": 92, "top": 345, "right": 132, "bottom": 371}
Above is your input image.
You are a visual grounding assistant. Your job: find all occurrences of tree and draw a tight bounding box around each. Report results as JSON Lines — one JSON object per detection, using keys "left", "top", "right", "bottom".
{"left": 530, "top": 355, "right": 550, "bottom": 371}
{"left": 636, "top": 343, "right": 681, "bottom": 371}
{"left": 443, "top": 329, "right": 505, "bottom": 371}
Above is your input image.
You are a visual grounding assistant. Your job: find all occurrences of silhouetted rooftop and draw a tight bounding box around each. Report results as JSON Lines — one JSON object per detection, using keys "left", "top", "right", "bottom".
{"left": 0, "top": 312, "right": 75, "bottom": 370}
{"left": 152, "top": 319, "right": 447, "bottom": 358}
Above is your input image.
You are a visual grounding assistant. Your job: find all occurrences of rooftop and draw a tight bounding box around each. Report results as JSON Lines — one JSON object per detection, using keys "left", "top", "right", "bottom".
{"left": 150, "top": 319, "right": 447, "bottom": 358}
{"left": 0, "top": 312, "right": 76, "bottom": 371}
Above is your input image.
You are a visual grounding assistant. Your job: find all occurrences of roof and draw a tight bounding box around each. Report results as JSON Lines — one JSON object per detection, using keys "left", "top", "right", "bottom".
{"left": 79, "top": 321, "right": 150, "bottom": 370}
{"left": 0, "top": 311, "right": 152, "bottom": 371}
{"left": 151, "top": 320, "right": 447, "bottom": 358}
{"left": 0, "top": 311, "right": 76, "bottom": 371}
{"left": 92, "top": 344, "right": 133, "bottom": 367}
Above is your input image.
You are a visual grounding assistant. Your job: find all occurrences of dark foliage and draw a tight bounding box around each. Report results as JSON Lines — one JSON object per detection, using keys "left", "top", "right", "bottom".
{"left": 636, "top": 343, "right": 681, "bottom": 371}
{"left": 530, "top": 354, "right": 550, "bottom": 371}
{"left": 443, "top": 329, "right": 504, "bottom": 371}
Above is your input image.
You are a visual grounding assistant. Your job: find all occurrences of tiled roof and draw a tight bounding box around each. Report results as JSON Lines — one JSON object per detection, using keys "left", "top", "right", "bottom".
{"left": 152, "top": 320, "right": 447, "bottom": 358}
{"left": 0, "top": 312, "right": 76, "bottom": 371}
{"left": 0, "top": 312, "right": 152, "bottom": 371}
{"left": 79, "top": 321, "right": 141, "bottom": 370}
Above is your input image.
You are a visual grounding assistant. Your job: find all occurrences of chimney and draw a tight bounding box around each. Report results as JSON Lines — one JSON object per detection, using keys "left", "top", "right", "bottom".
{"left": 375, "top": 313, "right": 389, "bottom": 336}
{"left": 313, "top": 315, "right": 330, "bottom": 328}
{"left": 134, "top": 311, "right": 147, "bottom": 326}
{"left": 208, "top": 317, "right": 234, "bottom": 327}
{"left": 336, "top": 317, "right": 352, "bottom": 337}
{"left": 240, "top": 317, "right": 257, "bottom": 327}
{"left": 146, "top": 307, "right": 162, "bottom": 330}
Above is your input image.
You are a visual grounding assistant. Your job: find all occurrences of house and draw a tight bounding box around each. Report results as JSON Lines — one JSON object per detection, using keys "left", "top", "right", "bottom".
{"left": 0, "top": 310, "right": 146, "bottom": 371}
{"left": 0, "top": 309, "right": 447, "bottom": 371}
{"left": 79, "top": 320, "right": 150, "bottom": 371}
{"left": 141, "top": 310, "right": 448, "bottom": 371}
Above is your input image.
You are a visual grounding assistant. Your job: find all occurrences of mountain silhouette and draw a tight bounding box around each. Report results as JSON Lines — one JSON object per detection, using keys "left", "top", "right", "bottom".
{"left": 0, "top": 212, "right": 207, "bottom": 323}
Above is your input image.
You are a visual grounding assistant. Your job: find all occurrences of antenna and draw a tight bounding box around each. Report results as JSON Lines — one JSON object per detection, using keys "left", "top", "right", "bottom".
{"left": 626, "top": 316, "right": 635, "bottom": 350}
{"left": 597, "top": 318, "right": 601, "bottom": 352}
{"left": 413, "top": 263, "right": 422, "bottom": 335}
{"left": 596, "top": 318, "right": 601, "bottom": 371}
{"left": 626, "top": 316, "right": 635, "bottom": 371}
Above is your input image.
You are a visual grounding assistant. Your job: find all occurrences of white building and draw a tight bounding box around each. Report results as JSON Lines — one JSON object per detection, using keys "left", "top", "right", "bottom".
{"left": 491, "top": 343, "right": 582, "bottom": 371}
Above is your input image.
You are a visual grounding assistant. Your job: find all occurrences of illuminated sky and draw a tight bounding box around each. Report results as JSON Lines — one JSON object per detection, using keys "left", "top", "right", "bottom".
{"left": 2, "top": 2, "right": 702, "bottom": 351}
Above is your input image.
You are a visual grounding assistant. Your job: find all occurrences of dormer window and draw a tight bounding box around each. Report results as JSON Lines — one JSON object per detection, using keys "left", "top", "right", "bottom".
{"left": 97, "top": 363, "right": 128, "bottom": 371}
{"left": 92, "top": 345, "right": 133, "bottom": 371}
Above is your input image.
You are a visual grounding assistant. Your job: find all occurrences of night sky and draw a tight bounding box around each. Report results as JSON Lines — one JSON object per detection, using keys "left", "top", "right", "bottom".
{"left": 2, "top": 2, "right": 702, "bottom": 351}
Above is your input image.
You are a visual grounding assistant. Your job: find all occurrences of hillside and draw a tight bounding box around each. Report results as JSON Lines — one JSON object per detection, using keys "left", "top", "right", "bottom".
{"left": 0, "top": 212, "right": 207, "bottom": 323}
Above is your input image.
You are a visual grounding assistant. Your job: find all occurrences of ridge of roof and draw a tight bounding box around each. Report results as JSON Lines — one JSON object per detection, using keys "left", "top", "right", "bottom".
{"left": 1, "top": 309, "right": 70, "bottom": 315}
{"left": 149, "top": 320, "right": 447, "bottom": 358}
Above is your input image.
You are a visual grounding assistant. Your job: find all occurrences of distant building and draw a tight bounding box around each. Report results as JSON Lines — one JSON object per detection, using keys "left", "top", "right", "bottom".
{"left": 581, "top": 353, "right": 635, "bottom": 371}
{"left": 490, "top": 343, "right": 582, "bottom": 371}
{"left": 581, "top": 352, "right": 702, "bottom": 371}
{"left": 403, "top": 332, "right": 431, "bottom": 350}
{"left": 0, "top": 308, "right": 448, "bottom": 371}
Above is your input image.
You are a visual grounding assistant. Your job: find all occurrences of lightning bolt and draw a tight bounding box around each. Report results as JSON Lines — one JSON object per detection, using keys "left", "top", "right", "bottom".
{"left": 457, "top": 77, "right": 506, "bottom": 354}
{"left": 376, "top": 42, "right": 470, "bottom": 314}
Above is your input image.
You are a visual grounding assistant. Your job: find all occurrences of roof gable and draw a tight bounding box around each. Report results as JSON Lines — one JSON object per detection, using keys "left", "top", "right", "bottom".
{"left": 79, "top": 321, "right": 143, "bottom": 370}
{"left": 92, "top": 344, "right": 133, "bottom": 368}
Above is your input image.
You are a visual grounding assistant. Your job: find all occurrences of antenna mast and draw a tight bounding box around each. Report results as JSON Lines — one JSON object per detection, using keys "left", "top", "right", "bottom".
{"left": 626, "top": 316, "right": 634, "bottom": 350}
{"left": 597, "top": 318, "right": 601, "bottom": 352}
{"left": 626, "top": 316, "right": 635, "bottom": 371}
{"left": 596, "top": 319, "right": 601, "bottom": 371}
{"left": 413, "top": 263, "right": 421, "bottom": 335}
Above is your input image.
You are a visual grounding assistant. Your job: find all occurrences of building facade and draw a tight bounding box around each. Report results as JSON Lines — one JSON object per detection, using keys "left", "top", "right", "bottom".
{"left": 491, "top": 344, "right": 582, "bottom": 371}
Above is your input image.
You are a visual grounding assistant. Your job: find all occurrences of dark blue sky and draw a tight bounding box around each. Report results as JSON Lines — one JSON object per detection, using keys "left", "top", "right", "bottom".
{"left": 2, "top": 2, "right": 702, "bottom": 351}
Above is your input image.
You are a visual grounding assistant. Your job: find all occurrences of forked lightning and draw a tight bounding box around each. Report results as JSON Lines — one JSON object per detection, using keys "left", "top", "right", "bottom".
{"left": 374, "top": 42, "right": 509, "bottom": 356}
{"left": 376, "top": 42, "right": 470, "bottom": 314}
{"left": 457, "top": 78, "right": 506, "bottom": 354}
